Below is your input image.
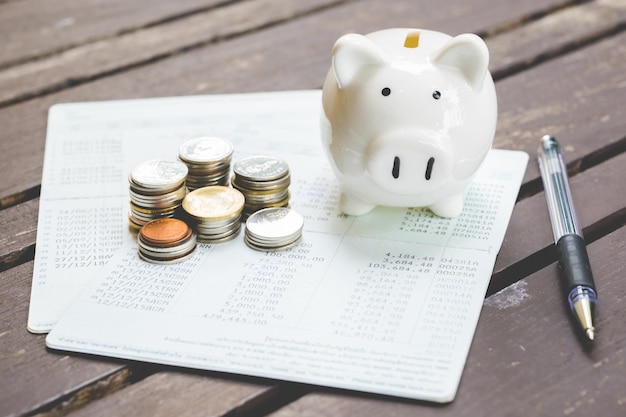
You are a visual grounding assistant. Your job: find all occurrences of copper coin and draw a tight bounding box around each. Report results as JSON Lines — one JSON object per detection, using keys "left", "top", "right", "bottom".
{"left": 139, "top": 218, "right": 190, "bottom": 245}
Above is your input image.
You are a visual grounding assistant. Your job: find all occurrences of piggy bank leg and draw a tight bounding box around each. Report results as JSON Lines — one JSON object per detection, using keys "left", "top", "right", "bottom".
{"left": 340, "top": 192, "right": 377, "bottom": 216}
{"left": 428, "top": 194, "right": 464, "bottom": 218}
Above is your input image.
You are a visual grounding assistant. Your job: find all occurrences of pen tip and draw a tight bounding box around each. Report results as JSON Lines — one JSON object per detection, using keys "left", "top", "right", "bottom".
{"left": 586, "top": 328, "right": 595, "bottom": 341}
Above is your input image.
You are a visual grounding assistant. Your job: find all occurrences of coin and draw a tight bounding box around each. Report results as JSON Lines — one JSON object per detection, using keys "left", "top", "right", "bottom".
{"left": 231, "top": 173, "right": 291, "bottom": 193}
{"left": 140, "top": 218, "right": 190, "bottom": 245}
{"left": 129, "top": 183, "right": 186, "bottom": 207}
{"left": 128, "top": 160, "right": 189, "bottom": 227}
{"left": 183, "top": 186, "right": 244, "bottom": 221}
{"left": 138, "top": 250, "right": 196, "bottom": 265}
{"left": 178, "top": 137, "right": 234, "bottom": 164}
{"left": 233, "top": 156, "right": 289, "bottom": 182}
{"left": 137, "top": 218, "right": 197, "bottom": 264}
{"left": 244, "top": 207, "right": 304, "bottom": 251}
{"left": 232, "top": 155, "right": 292, "bottom": 217}
{"left": 178, "top": 137, "right": 233, "bottom": 191}
{"left": 130, "top": 159, "right": 188, "bottom": 189}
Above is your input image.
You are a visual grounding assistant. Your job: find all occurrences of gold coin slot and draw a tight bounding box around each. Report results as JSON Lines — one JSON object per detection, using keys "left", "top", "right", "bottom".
{"left": 404, "top": 31, "right": 420, "bottom": 48}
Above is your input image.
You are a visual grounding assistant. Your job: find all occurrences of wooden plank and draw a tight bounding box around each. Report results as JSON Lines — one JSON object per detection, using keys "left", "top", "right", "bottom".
{"left": 493, "top": 33, "right": 626, "bottom": 169}
{"left": 0, "top": 0, "right": 227, "bottom": 67}
{"left": 0, "top": 262, "right": 127, "bottom": 417}
{"left": 3, "top": 0, "right": 623, "bottom": 109}
{"left": 0, "top": 198, "right": 38, "bottom": 272}
{"left": 491, "top": 148, "right": 626, "bottom": 294}
{"left": 0, "top": 0, "right": 343, "bottom": 107}
{"left": 0, "top": 0, "right": 569, "bottom": 68}
{"left": 1, "top": 1, "right": 624, "bottom": 415}
{"left": 49, "top": 139, "right": 625, "bottom": 417}
{"left": 264, "top": 225, "right": 626, "bottom": 417}
{"left": 67, "top": 372, "right": 277, "bottom": 417}
{"left": 488, "top": 0, "right": 626, "bottom": 78}
{"left": 0, "top": 0, "right": 573, "bottom": 207}
{"left": 1, "top": 2, "right": 624, "bottom": 253}
{"left": 0, "top": 251, "right": 274, "bottom": 417}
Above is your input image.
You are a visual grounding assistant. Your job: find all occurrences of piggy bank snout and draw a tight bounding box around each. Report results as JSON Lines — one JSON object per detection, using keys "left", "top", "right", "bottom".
{"left": 365, "top": 134, "right": 453, "bottom": 195}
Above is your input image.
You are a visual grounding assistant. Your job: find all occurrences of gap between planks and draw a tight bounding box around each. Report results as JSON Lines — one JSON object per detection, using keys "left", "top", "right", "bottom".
{"left": 3, "top": 0, "right": 625, "bottom": 416}
{"left": 0, "top": 0, "right": 239, "bottom": 71}
{"left": 0, "top": 0, "right": 624, "bottom": 212}
{"left": 0, "top": 0, "right": 352, "bottom": 109}
{"left": 2, "top": 0, "right": 623, "bottom": 112}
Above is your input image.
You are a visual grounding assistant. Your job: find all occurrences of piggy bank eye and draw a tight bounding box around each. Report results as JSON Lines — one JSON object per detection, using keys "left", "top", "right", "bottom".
{"left": 432, "top": 90, "right": 441, "bottom": 100}
{"left": 381, "top": 87, "right": 391, "bottom": 96}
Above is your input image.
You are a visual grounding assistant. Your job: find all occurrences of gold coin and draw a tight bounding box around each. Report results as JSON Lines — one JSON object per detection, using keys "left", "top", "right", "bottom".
{"left": 183, "top": 186, "right": 244, "bottom": 221}
{"left": 139, "top": 218, "right": 190, "bottom": 245}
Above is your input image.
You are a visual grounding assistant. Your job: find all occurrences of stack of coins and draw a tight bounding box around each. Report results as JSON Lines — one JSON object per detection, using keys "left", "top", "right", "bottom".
{"left": 137, "top": 218, "right": 197, "bottom": 264}
{"left": 178, "top": 137, "right": 234, "bottom": 191}
{"left": 128, "top": 159, "right": 188, "bottom": 230}
{"left": 182, "top": 186, "right": 245, "bottom": 243}
{"left": 244, "top": 207, "right": 304, "bottom": 251}
{"left": 231, "top": 155, "right": 291, "bottom": 218}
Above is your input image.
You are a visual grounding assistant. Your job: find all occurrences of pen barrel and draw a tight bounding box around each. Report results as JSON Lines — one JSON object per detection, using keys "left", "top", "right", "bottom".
{"left": 555, "top": 234, "right": 595, "bottom": 289}
{"left": 537, "top": 135, "right": 582, "bottom": 240}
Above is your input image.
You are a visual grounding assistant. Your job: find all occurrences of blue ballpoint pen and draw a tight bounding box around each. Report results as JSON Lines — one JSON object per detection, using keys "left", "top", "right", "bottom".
{"left": 537, "top": 135, "right": 597, "bottom": 341}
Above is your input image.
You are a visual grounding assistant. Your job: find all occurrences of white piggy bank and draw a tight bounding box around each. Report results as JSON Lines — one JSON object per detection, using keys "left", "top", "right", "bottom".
{"left": 321, "top": 28, "right": 497, "bottom": 217}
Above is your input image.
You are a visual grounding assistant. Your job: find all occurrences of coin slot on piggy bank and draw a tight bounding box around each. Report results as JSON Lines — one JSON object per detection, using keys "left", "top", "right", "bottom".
{"left": 403, "top": 30, "right": 420, "bottom": 48}
{"left": 321, "top": 28, "right": 497, "bottom": 217}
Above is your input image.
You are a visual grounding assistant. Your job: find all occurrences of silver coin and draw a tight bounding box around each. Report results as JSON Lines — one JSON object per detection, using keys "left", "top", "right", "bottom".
{"left": 196, "top": 226, "right": 241, "bottom": 243}
{"left": 196, "top": 226, "right": 242, "bottom": 241}
{"left": 138, "top": 232, "right": 197, "bottom": 262}
{"left": 130, "top": 210, "right": 177, "bottom": 223}
{"left": 245, "top": 207, "right": 303, "bottom": 247}
{"left": 186, "top": 169, "right": 230, "bottom": 179}
{"left": 184, "top": 161, "right": 231, "bottom": 172}
{"left": 130, "top": 159, "right": 188, "bottom": 190}
{"left": 244, "top": 234, "right": 301, "bottom": 252}
{"left": 129, "top": 184, "right": 187, "bottom": 207}
{"left": 193, "top": 220, "right": 242, "bottom": 235}
{"left": 233, "top": 156, "right": 289, "bottom": 182}
{"left": 245, "top": 231, "right": 301, "bottom": 247}
{"left": 232, "top": 174, "right": 291, "bottom": 193}
{"left": 243, "top": 189, "right": 290, "bottom": 205}
{"left": 138, "top": 234, "right": 196, "bottom": 254}
{"left": 139, "top": 241, "right": 197, "bottom": 258}
{"left": 138, "top": 249, "right": 197, "bottom": 264}
{"left": 129, "top": 181, "right": 184, "bottom": 196}
{"left": 185, "top": 173, "right": 230, "bottom": 191}
{"left": 178, "top": 137, "right": 234, "bottom": 164}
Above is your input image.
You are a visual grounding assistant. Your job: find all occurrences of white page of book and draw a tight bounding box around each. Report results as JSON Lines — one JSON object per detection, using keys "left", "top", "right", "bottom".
{"left": 38, "top": 90, "right": 527, "bottom": 401}
{"left": 29, "top": 90, "right": 323, "bottom": 332}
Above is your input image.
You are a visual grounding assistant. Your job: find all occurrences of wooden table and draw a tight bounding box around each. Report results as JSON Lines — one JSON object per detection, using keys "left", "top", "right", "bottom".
{"left": 1, "top": 1, "right": 625, "bottom": 416}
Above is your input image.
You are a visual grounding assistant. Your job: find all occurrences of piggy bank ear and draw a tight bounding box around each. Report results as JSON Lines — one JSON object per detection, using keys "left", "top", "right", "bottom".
{"left": 431, "top": 33, "right": 490, "bottom": 90}
{"left": 332, "top": 34, "right": 387, "bottom": 89}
